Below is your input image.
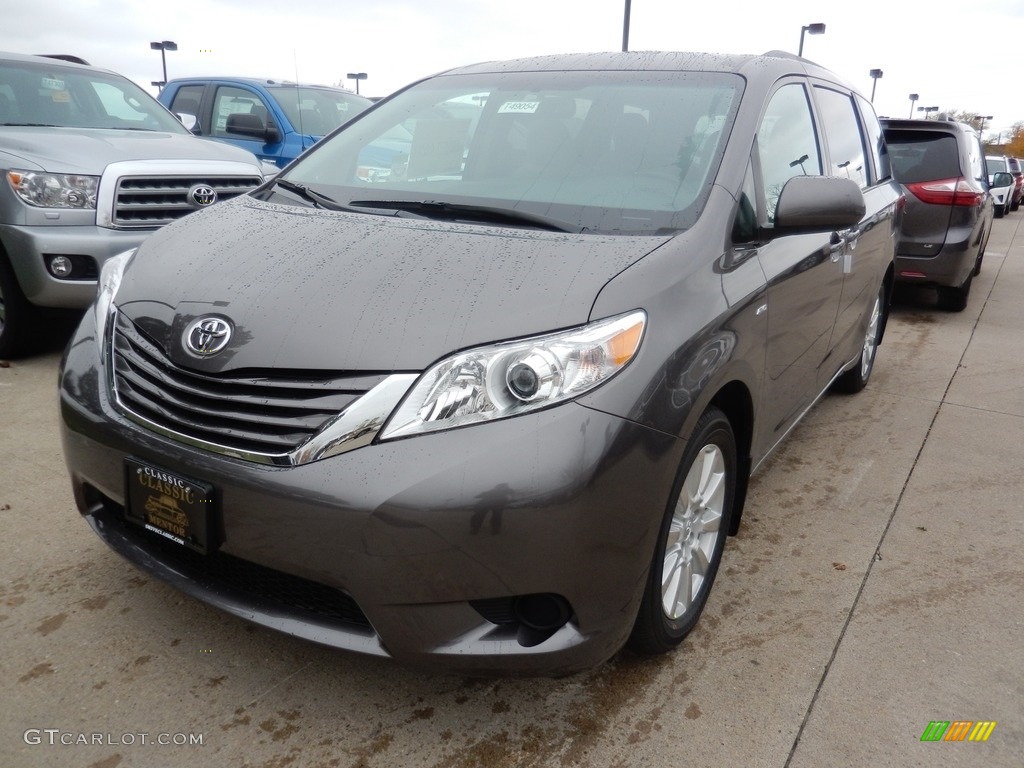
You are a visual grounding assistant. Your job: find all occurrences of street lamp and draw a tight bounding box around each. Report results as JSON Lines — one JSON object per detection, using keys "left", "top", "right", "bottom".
{"left": 798, "top": 23, "right": 826, "bottom": 57}
{"left": 917, "top": 106, "right": 939, "bottom": 120}
{"left": 149, "top": 41, "right": 177, "bottom": 89}
{"left": 622, "top": 0, "right": 631, "bottom": 52}
{"left": 979, "top": 115, "right": 993, "bottom": 134}
{"left": 346, "top": 72, "right": 368, "bottom": 95}
{"left": 869, "top": 69, "right": 883, "bottom": 103}
{"left": 908, "top": 93, "right": 918, "bottom": 119}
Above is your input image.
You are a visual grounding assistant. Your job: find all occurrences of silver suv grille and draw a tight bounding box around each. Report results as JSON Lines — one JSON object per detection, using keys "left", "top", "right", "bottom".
{"left": 112, "top": 175, "right": 261, "bottom": 227}
{"left": 110, "top": 312, "right": 388, "bottom": 457}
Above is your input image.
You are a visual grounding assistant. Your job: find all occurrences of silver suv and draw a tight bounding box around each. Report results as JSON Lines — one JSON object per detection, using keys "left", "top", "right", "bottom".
{"left": 0, "top": 52, "right": 265, "bottom": 357}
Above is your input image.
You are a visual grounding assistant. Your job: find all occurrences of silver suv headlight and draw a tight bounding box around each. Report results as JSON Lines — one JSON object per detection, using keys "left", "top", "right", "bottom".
{"left": 380, "top": 310, "right": 646, "bottom": 440}
{"left": 7, "top": 170, "right": 99, "bottom": 209}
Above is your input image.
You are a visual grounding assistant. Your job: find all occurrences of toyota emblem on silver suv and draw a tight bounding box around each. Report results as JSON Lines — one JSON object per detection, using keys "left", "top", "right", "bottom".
{"left": 188, "top": 184, "right": 218, "bottom": 208}
{"left": 185, "top": 317, "right": 232, "bottom": 356}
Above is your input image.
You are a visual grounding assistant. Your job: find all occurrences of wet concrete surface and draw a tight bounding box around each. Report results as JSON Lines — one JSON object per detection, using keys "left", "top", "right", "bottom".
{"left": 2, "top": 218, "right": 1021, "bottom": 767}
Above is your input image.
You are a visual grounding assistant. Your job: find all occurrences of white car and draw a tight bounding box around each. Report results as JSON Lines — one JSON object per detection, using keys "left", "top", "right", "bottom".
{"left": 986, "top": 156, "right": 1015, "bottom": 217}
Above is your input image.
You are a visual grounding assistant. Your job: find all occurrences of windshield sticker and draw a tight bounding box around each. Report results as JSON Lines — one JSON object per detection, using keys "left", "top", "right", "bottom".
{"left": 41, "top": 77, "right": 65, "bottom": 90}
{"left": 51, "top": 91, "right": 71, "bottom": 103}
{"left": 498, "top": 101, "right": 540, "bottom": 114}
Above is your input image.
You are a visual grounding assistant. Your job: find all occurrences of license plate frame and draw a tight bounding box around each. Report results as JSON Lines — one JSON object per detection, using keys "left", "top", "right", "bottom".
{"left": 124, "top": 459, "right": 217, "bottom": 554}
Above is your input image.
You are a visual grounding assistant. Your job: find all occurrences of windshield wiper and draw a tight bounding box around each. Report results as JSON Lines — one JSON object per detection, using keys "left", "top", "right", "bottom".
{"left": 272, "top": 179, "right": 359, "bottom": 212}
{"left": 347, "top": 199, "right": 583, "bottom": 233}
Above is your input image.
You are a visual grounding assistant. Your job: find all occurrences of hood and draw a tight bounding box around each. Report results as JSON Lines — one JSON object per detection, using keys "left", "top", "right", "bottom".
{"left": 116, "top": 196, "right": 670, "bottom": 372}
{"left": 0, "top": 127, "right": 260, "bottom": 174}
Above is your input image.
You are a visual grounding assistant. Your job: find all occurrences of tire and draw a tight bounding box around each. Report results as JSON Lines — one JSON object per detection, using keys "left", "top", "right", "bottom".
{"left": 937, "top": 274, "right": 972, "bottom": 312}
{"left": 628, "top": 407, "right": 736, "bottom": 655}
{"left": 995, "top": 204, "right": 1004, "bottom": 219}
{"left": 0, "top": 254, "right": 36, "bottom": 360}
{"left": 834, "top": 281, "right": 885, "bottom": 394}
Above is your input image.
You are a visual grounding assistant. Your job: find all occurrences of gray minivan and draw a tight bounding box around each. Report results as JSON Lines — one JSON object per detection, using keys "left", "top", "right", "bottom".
{"left": 882, "top": 118, "right": 993, "bottom": 311}
{"left": 61, "top": 51, "right": 900, "bottom": 675}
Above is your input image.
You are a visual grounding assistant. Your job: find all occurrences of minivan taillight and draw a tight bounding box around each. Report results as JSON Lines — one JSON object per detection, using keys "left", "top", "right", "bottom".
{"left": 905, "top": 177, "right": 985, "bottom": 207}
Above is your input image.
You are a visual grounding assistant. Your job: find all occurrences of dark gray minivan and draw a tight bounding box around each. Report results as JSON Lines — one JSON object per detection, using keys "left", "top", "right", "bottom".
{"left": 882, "top": 118, "right": 992, "bottom": 311}
{"left": 61, "top": 51, "right": 901, "bottom": 675}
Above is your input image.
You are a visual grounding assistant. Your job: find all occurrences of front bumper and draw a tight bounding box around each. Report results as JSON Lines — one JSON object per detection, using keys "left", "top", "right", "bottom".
{"left": 0, "top": 223, "right": 150, "bottom": 308}
{"left": 60, "top": 310, "right": 682, "bottom": 675}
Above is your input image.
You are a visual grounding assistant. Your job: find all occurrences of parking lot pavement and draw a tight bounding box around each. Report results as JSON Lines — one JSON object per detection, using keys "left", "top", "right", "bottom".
{"left": 2, "top": 218, "right": 1021, "bottom": 768}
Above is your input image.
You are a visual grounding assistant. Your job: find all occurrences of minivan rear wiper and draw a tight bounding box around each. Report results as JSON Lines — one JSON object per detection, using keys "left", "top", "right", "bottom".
{"left": 347, "top": 199, "right": 583, "bottom": 233}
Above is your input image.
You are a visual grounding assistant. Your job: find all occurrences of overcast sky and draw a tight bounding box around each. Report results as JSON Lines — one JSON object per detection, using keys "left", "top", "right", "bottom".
{"left": 3, "top": 0, "right": 1023, "bottom": 139}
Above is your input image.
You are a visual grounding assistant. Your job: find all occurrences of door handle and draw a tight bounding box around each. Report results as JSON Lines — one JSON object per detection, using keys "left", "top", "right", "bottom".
{"left": 829, "top": 232, "right": 844, "bottom": 262}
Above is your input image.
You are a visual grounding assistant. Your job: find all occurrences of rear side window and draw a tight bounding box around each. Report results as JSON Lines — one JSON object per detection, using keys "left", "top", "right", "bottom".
{"left": 813, "top": 86, "right": 869, "bottom": 189}
{"left": 965, "top": 132, "right": 985, "bottom": 183}
{"left": 856, "top": 95, "right": 889, "bottom": 182}
{"left": 886, "top": 132, "right": 960, "bottom": 183}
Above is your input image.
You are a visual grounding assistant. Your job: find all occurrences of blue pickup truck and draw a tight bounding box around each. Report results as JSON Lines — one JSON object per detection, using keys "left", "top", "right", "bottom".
{"left": 159, "top": 77, "right": 372, "bottom": 169}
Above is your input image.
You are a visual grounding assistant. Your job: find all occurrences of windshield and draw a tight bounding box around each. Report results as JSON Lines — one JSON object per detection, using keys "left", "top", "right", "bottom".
{"left": 267, "top": 86, "right": 371, "bottom": 136}
{"left": 0, "top": 59, "right": 187, "bottom": 132}
{"left": 276, "top": 69, "right": 742, "bottom": 235}
{"left": 986, "top": 158, "right": 1005, "bottom": 176}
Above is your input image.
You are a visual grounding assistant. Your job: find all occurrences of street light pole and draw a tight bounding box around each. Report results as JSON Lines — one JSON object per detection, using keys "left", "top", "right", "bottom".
{"left": 908, "top": 93, "right": 918, "bottom": 119}
{"left": 869, "top": 69, "right": 883, "bottom": 103}
{"left": 917, "top": 106, "right": 939, "bottom": 120}
{"left": 622, "top": 0, "right": 631, "bottom": 52}
{"left": 979, "top": 115, "right": 993, "bottom": 134}
{"left": 798, "top": 23, "right": 825, "bottom": 57}
{"left": 346, "top": 72, "right": 367, "bottom": 95}
{"left": 149, "top": 41, "right": 177, "bottom": 90}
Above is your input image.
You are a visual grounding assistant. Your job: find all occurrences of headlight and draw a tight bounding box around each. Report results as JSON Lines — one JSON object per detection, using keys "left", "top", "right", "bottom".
{"left": 380, "top": 310, "right": 646, "bottom": 440}
{"left": 7, "top": 170, "right": 99, "bottom": 209}
{"left": 94, "top": 249, "right": 135, "bottom": 344}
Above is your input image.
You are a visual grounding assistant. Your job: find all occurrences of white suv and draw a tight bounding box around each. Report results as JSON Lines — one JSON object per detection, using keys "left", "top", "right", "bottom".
{"left": 986, "top": 156, "right": 1016, "bottom": 217}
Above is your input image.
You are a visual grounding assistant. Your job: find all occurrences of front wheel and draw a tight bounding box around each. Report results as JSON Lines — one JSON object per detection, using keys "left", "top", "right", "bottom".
{"left": 834, "top": 281, "right": 885, "bottom": 394}
{"left": 628, "top": 407, "right": 736, "bottom": 655}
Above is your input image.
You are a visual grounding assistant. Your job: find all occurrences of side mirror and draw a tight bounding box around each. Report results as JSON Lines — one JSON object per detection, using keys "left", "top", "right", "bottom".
{"left": 225, "top": 112, "right": 281, "bottom": 144}
{"left": 774, "top": 176, "right": 865, "bottom": 231}
{"left": 992, "top": 172, "right": 1013, "bottom": 188}
{"left": 175, "top": 112, "right": 199, "bottom": 133}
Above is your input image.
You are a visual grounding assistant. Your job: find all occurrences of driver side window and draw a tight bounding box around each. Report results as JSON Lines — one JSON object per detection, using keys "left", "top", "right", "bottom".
{"left": 212, "top": 86, "right": 269, "bottom": 138}
{"left": 757, "top": 83, "right": 822, "bottom": 225}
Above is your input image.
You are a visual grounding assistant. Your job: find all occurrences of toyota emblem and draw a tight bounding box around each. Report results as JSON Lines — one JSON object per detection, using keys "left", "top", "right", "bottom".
{"left": 188, "top": 184, "right": 218, "bottom": 208}
{"left": 184, "top": 317, "right": 232, "bottom": 356}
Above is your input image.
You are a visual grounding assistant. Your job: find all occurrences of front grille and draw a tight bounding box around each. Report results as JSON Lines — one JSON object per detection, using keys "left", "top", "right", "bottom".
{"left": 113, "top": 175, "right": 261, "bottom": 227}
{"left": 111, "top": 312, "right": 387, "bottom": 456}
{"left": 91, "top": 501, "right": 371, "bottom": 630}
